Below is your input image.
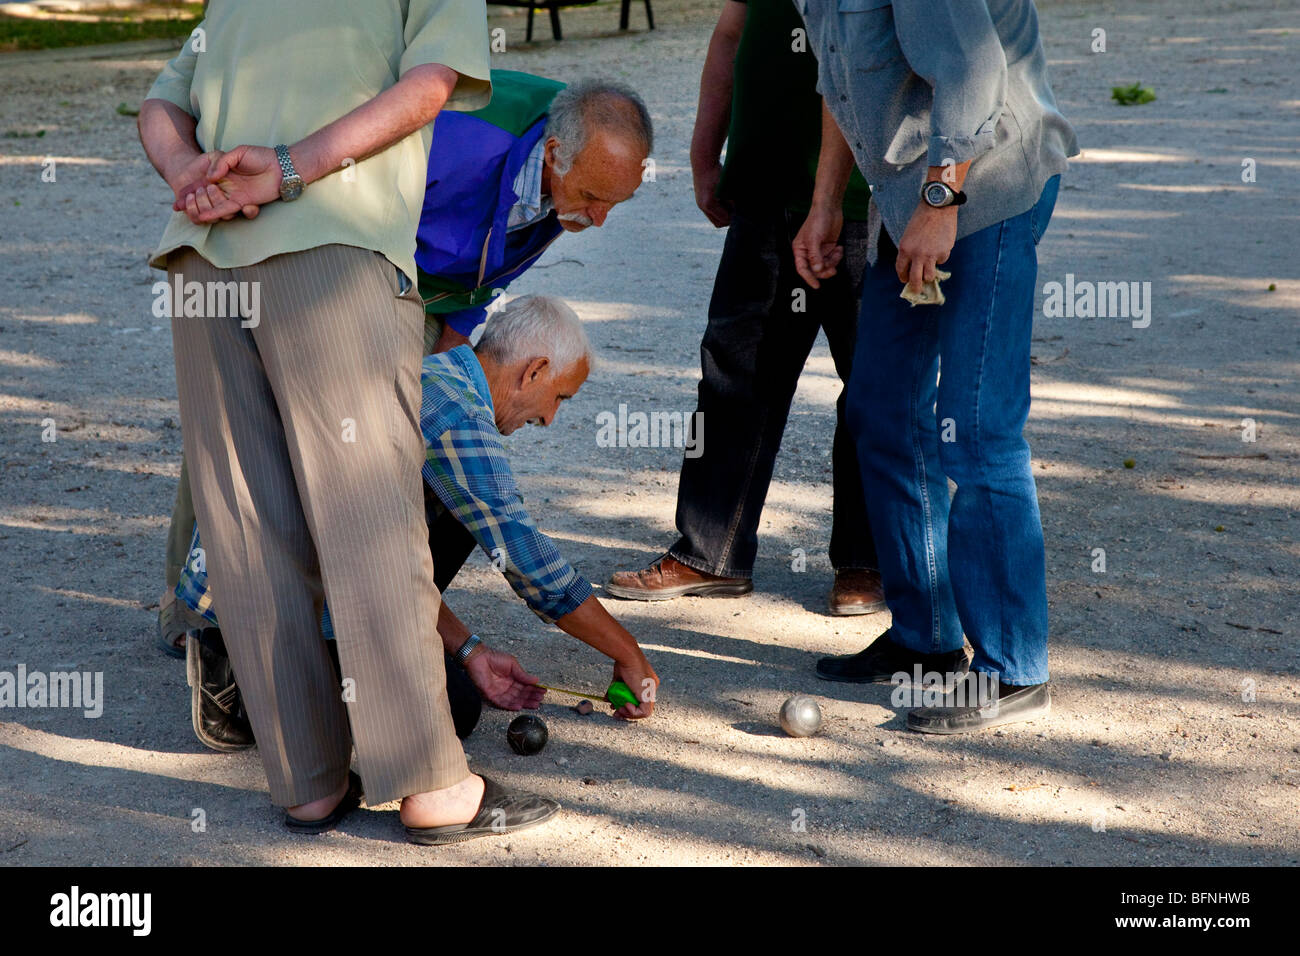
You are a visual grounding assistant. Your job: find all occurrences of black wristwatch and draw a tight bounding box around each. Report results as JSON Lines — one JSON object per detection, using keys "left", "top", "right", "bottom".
{"left": 921, "top": 181, "right": 967, "bottom": 208}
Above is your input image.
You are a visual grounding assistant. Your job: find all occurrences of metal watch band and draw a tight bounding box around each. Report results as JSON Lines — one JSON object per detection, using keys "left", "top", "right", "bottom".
{"left": 454, "top": 634, "right": 482, "bottom": 665}
{"left": 274, "top": 144, "right": 303, "bottom": 200}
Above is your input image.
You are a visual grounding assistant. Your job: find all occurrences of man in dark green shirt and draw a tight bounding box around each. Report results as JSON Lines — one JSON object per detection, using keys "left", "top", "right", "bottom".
{"left": 607, "top": 0, "right": 883, "bottom": 615}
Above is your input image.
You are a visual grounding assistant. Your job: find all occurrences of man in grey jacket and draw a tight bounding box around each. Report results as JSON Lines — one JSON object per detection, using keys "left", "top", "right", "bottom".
{"left": 792, "top": 0, "right": 1079, "bottom": 732}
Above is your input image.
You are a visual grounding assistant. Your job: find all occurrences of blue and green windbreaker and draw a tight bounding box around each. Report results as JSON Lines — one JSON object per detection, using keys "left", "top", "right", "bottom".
{"left": 416, "top": 70, "right": 567, "bottom": 337}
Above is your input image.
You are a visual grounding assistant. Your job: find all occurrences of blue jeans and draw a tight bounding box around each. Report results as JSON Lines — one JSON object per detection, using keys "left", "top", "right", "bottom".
{"left": 846, "top": 176, "right": 1059, "bottom": 684}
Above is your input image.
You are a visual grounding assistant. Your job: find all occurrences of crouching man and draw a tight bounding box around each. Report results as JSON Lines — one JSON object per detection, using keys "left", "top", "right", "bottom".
{"left": 178, "top": 296, "right": 660, "bottom": 774}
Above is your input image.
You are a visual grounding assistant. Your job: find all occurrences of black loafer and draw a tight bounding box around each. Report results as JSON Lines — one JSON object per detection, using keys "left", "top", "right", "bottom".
{"left": 405, "top": 775, "right": 559, "bottom": 846}
{"left": 284, "top": 770, "right": 364, "bottom": 834}
{"left": 907, "top": 674, "right": 1051, "bottom": 734}
{"left": 186, "top": 628, "right": 256, "bottom": 752}
{"left": 816, "top": 630, "right": 969, "bottom": 684}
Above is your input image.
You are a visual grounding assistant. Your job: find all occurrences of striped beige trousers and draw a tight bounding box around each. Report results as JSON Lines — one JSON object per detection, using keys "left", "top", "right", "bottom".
{"left": 168, "top": 244, "right": 467, "bottom": 807}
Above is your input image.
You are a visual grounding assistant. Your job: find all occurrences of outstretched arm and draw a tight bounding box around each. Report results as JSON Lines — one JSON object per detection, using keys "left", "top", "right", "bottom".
{"left": 422, "top": 417, "right": 659, "bottom": 719}
{"left": 553, "top": 595, "right": 659, "bottom": 719}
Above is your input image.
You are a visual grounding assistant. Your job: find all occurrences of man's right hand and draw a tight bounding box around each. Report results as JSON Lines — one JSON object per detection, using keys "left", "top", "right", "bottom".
{"left": 165, "top": 149, "right": 221, "bottom": 202}
{"left": 464, "top": 647, "right": 546, "bottom": 711}
{"left": 611, "top": 654, "right": 659, "bottom": 720}
{"left": 792, "top": 203, "right": 844, "bottom": 290}
{"left": 693, "top": 162, "right": 732, "bottom": 228}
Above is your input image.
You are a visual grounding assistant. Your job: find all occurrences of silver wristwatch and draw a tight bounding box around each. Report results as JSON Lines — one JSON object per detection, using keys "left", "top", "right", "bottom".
{"left": 275, "top": 144, "right": 304, "bottom": 202}
{"left": 454, "top": 634, "right": 482, "bottom": 666}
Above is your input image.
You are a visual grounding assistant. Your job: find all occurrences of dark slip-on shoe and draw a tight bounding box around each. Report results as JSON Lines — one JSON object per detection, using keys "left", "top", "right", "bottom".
{"left": 284, "top": 770, "right": 364, "bottom": 835}
{"left": 816, "top": 629, "right": 969, "bottom": 685}
{"left": 405, "top": 775, "right": 559, "bottom": 846}
{"left": 907, "top": 675, "right": 1051, "bottom": 734}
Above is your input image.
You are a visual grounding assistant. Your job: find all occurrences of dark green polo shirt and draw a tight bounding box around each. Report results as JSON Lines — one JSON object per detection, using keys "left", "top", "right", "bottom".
{"left": 717, "top": 0, "right": 872, "bottom": 220}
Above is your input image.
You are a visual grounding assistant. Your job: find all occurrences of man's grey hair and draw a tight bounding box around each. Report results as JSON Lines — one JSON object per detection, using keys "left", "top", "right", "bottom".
{"left": 545, "top": 79, "right": 654, "bottom": 176}
{"left": 476, "top": 294, "right": 594, "bottom": 374}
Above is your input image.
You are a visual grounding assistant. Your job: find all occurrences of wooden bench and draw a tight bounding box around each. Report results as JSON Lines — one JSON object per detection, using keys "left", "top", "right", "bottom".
{"left": 490, "top": 1, "right": 654, "bottom": 43}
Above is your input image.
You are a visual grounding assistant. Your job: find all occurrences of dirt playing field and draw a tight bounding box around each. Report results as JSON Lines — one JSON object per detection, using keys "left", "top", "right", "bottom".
{"left": 0, "top": 0, "right": 1296, "bottom": 866}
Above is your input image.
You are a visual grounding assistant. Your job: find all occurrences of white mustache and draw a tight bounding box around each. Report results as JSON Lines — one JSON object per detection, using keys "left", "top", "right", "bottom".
{"left": 558, "top": 212, "right": 594, "bottom": 227}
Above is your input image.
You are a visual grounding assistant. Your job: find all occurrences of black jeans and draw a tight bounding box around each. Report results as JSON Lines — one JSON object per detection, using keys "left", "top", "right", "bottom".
{"left": 424, "top": 491, "right": 485, "bottom": 739}
{"left": 669, "top": 204, "right": 877, "bottom": 578}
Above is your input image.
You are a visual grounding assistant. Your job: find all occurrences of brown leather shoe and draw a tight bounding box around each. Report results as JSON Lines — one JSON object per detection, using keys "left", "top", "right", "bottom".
{"left": 828, "top": 568, "right": 887, "bottom": 616}
{"left": 606, "top": 554, "right": 753, "bottom": 601}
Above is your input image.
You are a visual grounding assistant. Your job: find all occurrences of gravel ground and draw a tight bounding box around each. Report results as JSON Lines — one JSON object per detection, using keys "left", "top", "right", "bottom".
{"left": 0, "top": 0, "right": 1296, "bottom": 866}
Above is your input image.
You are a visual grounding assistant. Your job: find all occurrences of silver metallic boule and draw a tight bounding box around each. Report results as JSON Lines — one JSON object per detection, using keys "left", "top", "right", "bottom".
{"left": 779, "top": 695, "right": 823, "bottom": 738}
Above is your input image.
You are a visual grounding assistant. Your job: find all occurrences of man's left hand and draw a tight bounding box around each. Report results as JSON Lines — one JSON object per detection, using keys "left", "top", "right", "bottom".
{"left": 463, "top": 647, "right": 546, "bottom": 710}
{"left": 792, "top": 203, "right": 844, "bottom": 290}
{"left": 896, "top": 203, "right": 957, "bottom": 294}
{"left": 174, "top": 144, "right": 281, "bottom": 223}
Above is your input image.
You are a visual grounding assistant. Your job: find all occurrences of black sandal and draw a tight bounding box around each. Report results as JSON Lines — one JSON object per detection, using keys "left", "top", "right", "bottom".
{"left": 405, "top": 776, "right": 559, "bottom": 845}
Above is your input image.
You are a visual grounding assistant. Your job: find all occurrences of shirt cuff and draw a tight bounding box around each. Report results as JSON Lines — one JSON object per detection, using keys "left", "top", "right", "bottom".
{"left": 534, "top": 574, "right": 593, "bottom": 623}
{"left": 928, "top": 121, "right": 999, "bottom": 167}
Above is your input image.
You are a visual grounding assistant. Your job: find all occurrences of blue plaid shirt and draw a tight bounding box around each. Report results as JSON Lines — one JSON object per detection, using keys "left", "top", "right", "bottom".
{"left": 175, "top": 346, "right": 593, "bottom": 632}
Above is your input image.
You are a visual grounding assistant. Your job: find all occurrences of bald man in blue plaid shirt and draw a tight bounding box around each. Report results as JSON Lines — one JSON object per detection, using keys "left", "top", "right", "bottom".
{"left": 178, "top": 296, "right": 659, "bottom": 752}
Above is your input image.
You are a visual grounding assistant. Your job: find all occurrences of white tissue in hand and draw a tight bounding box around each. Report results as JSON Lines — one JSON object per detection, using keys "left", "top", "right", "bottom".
{"left": 900, "top": 268, "right": 952, "bottom": 307}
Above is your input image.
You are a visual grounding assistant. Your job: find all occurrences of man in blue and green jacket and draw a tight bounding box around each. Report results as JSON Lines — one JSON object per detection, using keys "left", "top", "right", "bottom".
{"left": 417, "top": 69, "right": 653, "bottom": 352}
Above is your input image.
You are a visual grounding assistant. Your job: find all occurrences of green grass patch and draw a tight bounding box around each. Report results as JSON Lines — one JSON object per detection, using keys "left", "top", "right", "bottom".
{"left": 1111, "top": 82, "right": 1157, "bottom": 106}
{"left": 0, "top": 4, "right": 204, "bottom": 53}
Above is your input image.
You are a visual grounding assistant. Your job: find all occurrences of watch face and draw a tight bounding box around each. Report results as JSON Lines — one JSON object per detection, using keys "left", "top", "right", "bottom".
{"left": 281, "top": 179, "right": 303, "bottom": 202}
{"left": 924, "top": 182, "right": 951, "bottom": 207}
